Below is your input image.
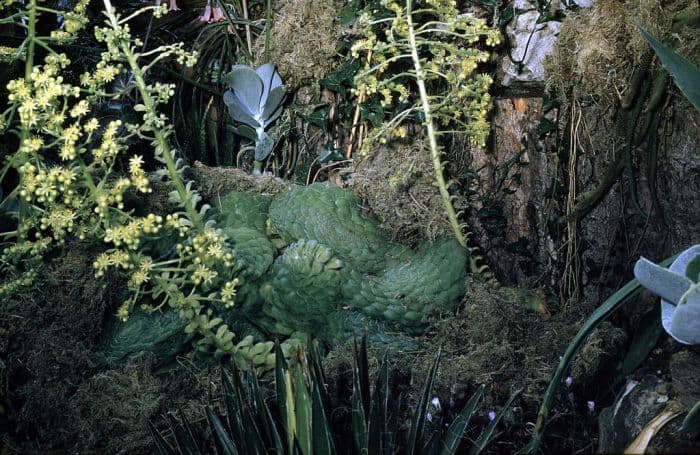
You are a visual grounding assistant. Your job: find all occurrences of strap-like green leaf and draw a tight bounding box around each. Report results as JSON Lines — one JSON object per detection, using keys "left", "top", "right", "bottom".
{"left": 637, "top": 24, "right": 700, "bottom": 112}
{"left": 440, "top": 384, "right": 484, "bottom": 455}
{"left": 679, "top": 399, "right": 700, "bottom": 434}
{"left": 469, "top": 390, "right": 519, "bottom": 455}
{"left": 406, "top": 349, "right": 441, "bottom": 454}
{"left": 311, "top": 379, "right": 337, "bottom": 455}
{"left": 149, "top": 420, "right": 175, "bottom": 455}
{"left": 206, "top": 407, "right": 239, "bottom": 455}
{"left": 295, "top": 368, "right": 313, "bottom": 455}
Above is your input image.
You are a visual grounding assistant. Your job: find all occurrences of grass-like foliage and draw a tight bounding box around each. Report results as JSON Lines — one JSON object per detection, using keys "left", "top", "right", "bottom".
{"left": 151, "top": 336, "right": 518, "bottom": 454}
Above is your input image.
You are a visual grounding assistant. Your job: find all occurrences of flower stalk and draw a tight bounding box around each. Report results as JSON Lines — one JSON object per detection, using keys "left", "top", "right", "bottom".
{"left": 102, "top": 0, "right": 203, "bottom": 231}
{"left": 406, "top": 0, "right": 465, "bottom": 248}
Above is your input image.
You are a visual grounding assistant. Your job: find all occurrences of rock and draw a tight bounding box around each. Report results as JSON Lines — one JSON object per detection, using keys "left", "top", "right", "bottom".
{"left": 598, "top": 375, "right": 670, "bottom": 452}
{"left": 500, "top": 0, "right": 562, "bottom": 86}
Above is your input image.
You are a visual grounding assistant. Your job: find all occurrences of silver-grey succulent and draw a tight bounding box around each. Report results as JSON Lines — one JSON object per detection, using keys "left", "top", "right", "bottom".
{"left": 223, "top": 63, "right": 286, "bottom": 164}
{"left": 634, "top": 245, "right": 700, "bottom": 345}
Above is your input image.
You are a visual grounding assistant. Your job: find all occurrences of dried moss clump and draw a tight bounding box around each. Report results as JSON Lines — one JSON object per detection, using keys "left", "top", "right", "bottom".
{"left": 546, "top": 0, "right": 698, "bottom": 104}
{"left": 349, "top": 138, "right": 460, "bottom": 243}
{"left": 254, "top": 0, "right": 345, "bottom": 90}
{"left": 67, "top": 355, "right": 163, "bottom": 453}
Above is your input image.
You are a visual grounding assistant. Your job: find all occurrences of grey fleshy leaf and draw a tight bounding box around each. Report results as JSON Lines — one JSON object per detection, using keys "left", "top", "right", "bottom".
{"left": 670, "top": 284, "right": 700, "bottom": 345}
{"left": 262, "top": 85, "right": 287, "bottom": 127}
{"left": 634, "top": 257, "right": 693, "bottom": 304}
{"left": 634, "top": 245, "right": 700, "bottom": 345}
{"left": 227, "top": 65, "right": 263, "bottom": 116}
{"left": 254, "top": 130, "right": 275, "bottom": 161}
{"left": 256, "top": 63, "right": 277, "bottom": 108}
{"left": 224, "top": 90, "right": 259, "bottom": 127}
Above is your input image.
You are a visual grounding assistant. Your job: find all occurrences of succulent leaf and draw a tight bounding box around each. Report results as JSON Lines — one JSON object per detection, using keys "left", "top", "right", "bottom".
{"left": 670, "top": 284, "right": 700, "bottom": 345}
{"left": 262, "top": 86, "right": 287, "bottom": 126}
{"left": 224, "top": 90, "right": 258, "bottom": 127}
{"left": 634, "top": 245, "right": 700, "bottom": 345}
{"left": 254, "top": 130, "right": 276, "bottom": 161}
{"left": 256, "top": 63, "right": 283, "bottom": 108}
{"left": 634, "top": 257, "right": 692, "bottom": 304}
{"left": 227, "top": 65, "right": 264, "bottom": 118}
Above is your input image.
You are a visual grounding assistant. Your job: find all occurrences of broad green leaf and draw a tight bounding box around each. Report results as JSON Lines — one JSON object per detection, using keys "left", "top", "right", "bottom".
{"left": 637, "top": 24, "right": 700, "bottom": 112}
{"left": 360, "top": 100, "right": 385, "bottom": 128}
{"left": 321, "top": 61, "right": 360, "bottom": 95}
{"left": 303, "top": 107, "right": 330, "bottom": 132}
{"left": 339, "top": 1, "right": 359, "bottom": 26}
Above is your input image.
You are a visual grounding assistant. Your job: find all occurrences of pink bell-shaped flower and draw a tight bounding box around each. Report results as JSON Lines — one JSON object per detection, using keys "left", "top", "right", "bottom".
{"left": 200, "top": 0, "right": 212, "bottom": 22}
{"left": 210, "top": 4, "right": 225, "bottom": 22}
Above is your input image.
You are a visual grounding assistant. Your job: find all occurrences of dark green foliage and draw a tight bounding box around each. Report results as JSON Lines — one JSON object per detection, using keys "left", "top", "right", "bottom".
{"left": 261, "top": 239, "right": 343, "bottom": 338}
{"left": 265, "top": 183, "right": 466, "bottom": 333}
{"left": 269, "top": 183, "right": 406, "bottom": 273}
{"left": 103, "top": 183, "right": 466, "bottom": 365}
{"left": 223, "top": 227, "right": 275, "bottom": 280}
{"left": 241, "top": 182, "right": 466, "bottom": 338}
{"left": 344, "top": 238, "right": 467, "bottom": 332}
{"left": 214, "top": 191, "right": 272, "bottom": 232}
{"left": 101, "top": 308, "right": 188, "bottom": 364}
{"left": 151, "top": 336, "right": 511, "bottom": 454}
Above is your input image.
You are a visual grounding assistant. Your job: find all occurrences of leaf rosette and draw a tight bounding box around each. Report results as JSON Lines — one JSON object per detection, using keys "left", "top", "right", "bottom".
{"left": 223, "top": 63, "right": 286, "bottom": 163}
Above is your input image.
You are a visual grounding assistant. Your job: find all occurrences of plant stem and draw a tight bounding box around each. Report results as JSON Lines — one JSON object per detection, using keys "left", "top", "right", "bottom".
{"left": 103, "top": 0, "right": 203, "bottom": 231}
{"left": 263, "top": 0, "right": 271, "bottom": 63}
{"left": 20, "top": 0, "right": 38, "bottom": 145}
{"left": 405, "top": 0, "right": 466, "bottom": 248}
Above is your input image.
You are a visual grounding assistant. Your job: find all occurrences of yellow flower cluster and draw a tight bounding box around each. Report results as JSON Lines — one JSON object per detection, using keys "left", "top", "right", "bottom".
{"left": 351, "top": 0, "right": 500, "bottom": 149}
{"left": 103, "top": 214, "right": 164, "bottom": 249}
{"left": 3, "top": 0, "right": 248, "bottom": 360}
{"left": 7, "top": 55, "right": 75, "bottom": 130}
